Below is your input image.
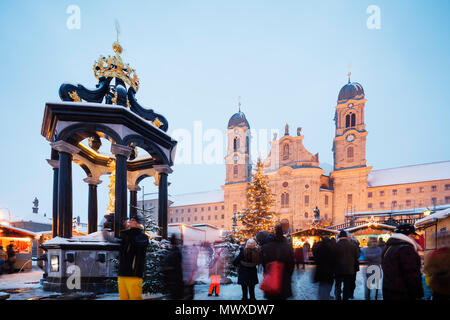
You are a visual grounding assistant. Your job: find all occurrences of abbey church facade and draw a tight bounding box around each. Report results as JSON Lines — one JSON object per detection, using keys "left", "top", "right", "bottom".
{"left": 164, "top": 79, "right": 450, "bottom": 233}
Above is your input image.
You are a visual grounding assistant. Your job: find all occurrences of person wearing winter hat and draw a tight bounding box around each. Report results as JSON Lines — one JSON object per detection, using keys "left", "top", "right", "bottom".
{"left": 381, "top": 223, "right": 424, "bottom": 300}
{"left": 117, "top": 215, "right": 149, "bottom": 300}
{"left": 334, "top": 230, "right": 360, "bottom": 300}
{"left": 233, "top": 238, "right": 260, "bottom": 300}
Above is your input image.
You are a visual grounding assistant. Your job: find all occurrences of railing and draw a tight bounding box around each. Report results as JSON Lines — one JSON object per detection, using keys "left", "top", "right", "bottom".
{"left": 328, "top": 216, "right": 424, "bottom": 230}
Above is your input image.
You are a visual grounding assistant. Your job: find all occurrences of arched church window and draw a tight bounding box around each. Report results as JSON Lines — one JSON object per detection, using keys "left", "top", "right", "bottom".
{"left": 351, "top": 113, "right": 356, "bottom": 127}
{"left": 347, "top": 146, "right": 354, "bottom": 159}
{"left": 281, "top": 193, "right": 289, "bottom": 208}
{"left": 283, "top": 144, "right": 289, "bottom": 160}
{"left": 233, "top": 137, "right": 240, "bottom": 152}
{"left": 346, "top": 114, "right": 351, "bottom": 128}
{"left": 304, "top": 212, "right": 308, "bottom": 218}
{"left": 233, "top": 165, "right": 238, "bottom": 177}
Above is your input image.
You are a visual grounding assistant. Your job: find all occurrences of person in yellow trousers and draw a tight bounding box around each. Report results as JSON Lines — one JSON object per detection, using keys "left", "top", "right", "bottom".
{"left": 117, "top": 215, "right": 149, "bottom": 300}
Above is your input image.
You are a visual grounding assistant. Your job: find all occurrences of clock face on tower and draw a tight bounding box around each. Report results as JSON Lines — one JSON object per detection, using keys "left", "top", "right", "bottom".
{"left": 346, "top": 134, "right": 355, "bottom": 142}
{"left": 234, "top": 129, "right": 239, "bottom": 134}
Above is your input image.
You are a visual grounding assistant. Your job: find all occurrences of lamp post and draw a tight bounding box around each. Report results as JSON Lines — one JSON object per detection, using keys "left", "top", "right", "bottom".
{"left": 232, "top": 212, "right": 237, "bottom": 238}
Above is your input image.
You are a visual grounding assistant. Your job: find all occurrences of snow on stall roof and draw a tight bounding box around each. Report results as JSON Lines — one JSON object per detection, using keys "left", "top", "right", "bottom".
{"left": 368, "top": 161, "right": 450, "bottom": 187}
{"left": 0, "top": 223, "right": 37, "bottom": 237}
{"left": 169, "top": 190, "right": 224, "bottom": 207}
{"left": 415, "top": 208, "right": 450, "bottom": 227}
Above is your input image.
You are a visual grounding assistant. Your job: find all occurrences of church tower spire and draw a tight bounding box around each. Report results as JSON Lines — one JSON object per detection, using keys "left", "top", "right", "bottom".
{"left": 225, "top": 103, "right": 251, "bottom": 185}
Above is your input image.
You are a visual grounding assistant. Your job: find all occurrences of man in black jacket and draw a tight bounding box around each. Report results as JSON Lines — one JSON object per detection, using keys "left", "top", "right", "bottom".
{"left": 117, "top": 215, "right": 149, "bottom": 300}
{"left": 334, "top": 230, "right": 360, "bottom": 300}
{"left": 382, "top": 224, "right": 423, "bottom": 300}
{"left": 313, "top": 236, "right": 336, "bottom": 300}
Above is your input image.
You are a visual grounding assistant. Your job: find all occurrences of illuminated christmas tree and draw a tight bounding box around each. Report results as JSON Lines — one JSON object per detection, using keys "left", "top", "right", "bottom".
{"left": 236, "top": 158, "right": 276, "bottom": 240}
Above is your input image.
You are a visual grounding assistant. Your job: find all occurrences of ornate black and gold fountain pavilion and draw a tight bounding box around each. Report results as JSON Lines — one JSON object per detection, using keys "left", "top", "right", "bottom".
{"left": 40, "top": 39, "right": 177, "bottom": 292}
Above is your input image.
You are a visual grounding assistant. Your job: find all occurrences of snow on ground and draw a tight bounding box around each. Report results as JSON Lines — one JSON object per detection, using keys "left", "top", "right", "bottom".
{"left": 0, "top": 266, "right": 43, "bottom": 290}
{"left": 193, "top": 265, "right": 374, "bottom": 300}
{"left": 0, "top": 265, "right": 378, "bottom": 300}
{"left": 0, "top": 266, "right": 62, "bottom": 300}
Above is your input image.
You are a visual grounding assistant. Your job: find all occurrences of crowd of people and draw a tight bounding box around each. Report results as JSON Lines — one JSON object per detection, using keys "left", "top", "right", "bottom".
{"left": 112, "top": 215, "right": 449, "bottom": 301}
{"left": 0, "top": 243, "right": 17, "bottom": 275}
{"left": 312, "top": 223, "right": 449, "bottom": 301}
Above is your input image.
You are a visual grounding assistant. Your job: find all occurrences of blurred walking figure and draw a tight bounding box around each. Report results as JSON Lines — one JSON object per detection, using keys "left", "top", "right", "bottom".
{"left": 208, "top": 244, "right": 226, "bottom": 297}
{"left": 0, "top": 245, "right": 6, "bottom": 275}
{"left": 334, "top": 230, "right": 360, "bottom": 300}
{"left": 363, "top": 237, "right": 382, "bottom": 300}
{"left": 350, "top": 235, "right": 360, "bottom": 299}
{"left": 117, "top": 216, "right": 149, "bottom": 300}
{"left": 312, "top": 236, "right": 336, "bottom": 300}
{"left": 378, "top": 237, "right": 386, "bottom": 251}
{"left": 423, "top": 240, "right": 450, "bottom": 300}
{"left": 260, "top": 225, "right": 294, "bottom": 300}
{"left": 382, "top": 224, "right": 424, "bottom": 300}
{"left": 162, "top": 234, "right": 184, "bottom": 299}
{"left": 6, "top": 242, "right": 17, "bottom": 274}
{"left": 302, "top": 241, "right": 310, "bottom": 269}
{"left": 294, "top": 246, "right": 304, "bottom": 269}
{"left": 233, "top": 239, "right": 260, "bottom": 300}
{"left": 182, "top": 244, "right": 199, "bottom": 300}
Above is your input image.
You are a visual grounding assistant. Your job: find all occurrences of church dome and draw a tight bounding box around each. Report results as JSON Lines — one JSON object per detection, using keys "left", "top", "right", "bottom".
{"left": 228, "top": 111, "right": 250, "bottom": 129}
{"left": 338, "top": 81, "right": 364, "bottom": 102}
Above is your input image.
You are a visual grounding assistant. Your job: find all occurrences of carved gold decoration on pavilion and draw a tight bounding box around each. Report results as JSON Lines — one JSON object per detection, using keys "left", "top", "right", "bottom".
{"left": 107, "top": 159, "right": 116, "bottom": 213}
{"left": 111, "top": 91, "right": 118, "bottom": 105}
{"left": 68, "top": 91, "right": 82, "bottom": 102}
{"left": 152, "top": 117, "right": 163, "bottom": 128}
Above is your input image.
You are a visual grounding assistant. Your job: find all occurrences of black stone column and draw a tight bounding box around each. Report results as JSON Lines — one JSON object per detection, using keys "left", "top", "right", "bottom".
{"left": 47, "top": 149, "right": 59, "bottom": 238}
{"left": 128, "top": 185, "right": 140, "bottom": 218}
{"left": 85, "top": 180, "right": 100, "bottom": 234}
{"left": 114, "top": 154, "right": 127, "bottom": 238}
{"left": 52, "top": 141, "right": 79, "bottom": 239}
{"left": 52, "top": 166, "right": 59, "bottom": 237}
{"left": 58, "top": 151, "right": 73, "bottom": 238}
{"left": 87, "top": 184, "right": 98, "bottom": 233}
{"left": 111, "top": 144, "right": 132, "bottom": 238}
{"left": 157, "top": 171, "right": 169, "bottom": 239}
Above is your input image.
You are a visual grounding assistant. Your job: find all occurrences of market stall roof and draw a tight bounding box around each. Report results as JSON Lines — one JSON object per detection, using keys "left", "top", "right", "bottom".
{"left": 0, "top": 223, "right": 37, "bottom": 238}
{"left": 415, "top": 208, "right": 450, "bottom": 228}
{"left": 291, "top": 227, "right": 339, "bottom": 237}
{"left": 35, "top": 229, "right": 87, "bottom": 237}
{"left": 345, "top": 222, "right": 396, "bottom": 233}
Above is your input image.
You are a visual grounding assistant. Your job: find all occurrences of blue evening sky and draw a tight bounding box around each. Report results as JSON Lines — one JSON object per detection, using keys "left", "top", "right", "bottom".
{"left": 0, "top": 0, "right": 449, "bottom": 224}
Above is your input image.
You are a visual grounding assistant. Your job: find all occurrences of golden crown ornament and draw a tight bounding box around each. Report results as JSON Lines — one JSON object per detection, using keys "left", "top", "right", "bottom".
{"left": 93, "top": 41, "right": 140, "bottom": 92}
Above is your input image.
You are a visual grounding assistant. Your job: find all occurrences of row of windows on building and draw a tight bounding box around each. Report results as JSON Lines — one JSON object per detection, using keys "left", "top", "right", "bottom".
{"left": 368, "top": 184, "right": 450, "bottom": 198}
{"left": 280, "top": 193, "right": 329, "bottom": 208}
{"left": 169, "top": 214, "right": 226, "bottom": 223}
{"left": 367, "top": 196, "right": 450, "bottom": 209}
{"left": 170, "top": 205, "right": 225, "bottom": 214}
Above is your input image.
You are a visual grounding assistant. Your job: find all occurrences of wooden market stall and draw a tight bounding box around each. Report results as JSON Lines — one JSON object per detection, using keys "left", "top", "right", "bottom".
{"left": 0, "top": 223, "right": 37, "bottom": 272}
{"left": 415, "top": 207, "right": 450, "bottom": 252}
{"left": 344, "top": 222, "right": 396, "bottom": 248}
{"left": 291, "top": 226, "right": 339, "bottom": 249}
